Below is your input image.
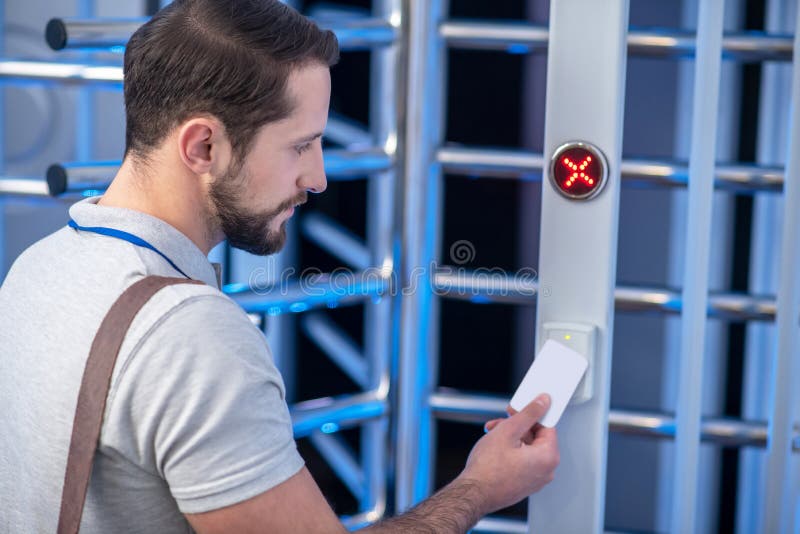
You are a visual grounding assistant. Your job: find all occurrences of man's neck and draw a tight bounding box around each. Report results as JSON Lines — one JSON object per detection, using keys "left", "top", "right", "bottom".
{"left": 98, "top": 157, "right": 221, "bottom": 255}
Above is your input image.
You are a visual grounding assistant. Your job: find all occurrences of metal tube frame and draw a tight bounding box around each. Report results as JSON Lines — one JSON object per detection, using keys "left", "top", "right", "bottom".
{"left": 0, "top": 2, "right": 798, "bottom": 530}
{"left": 398, "top": 5, "right": 800, "bottom": 532}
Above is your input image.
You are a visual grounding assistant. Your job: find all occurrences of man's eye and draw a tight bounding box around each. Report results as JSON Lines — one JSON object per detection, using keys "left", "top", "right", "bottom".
{"left": 296, "top": 143, "right": 312, "bottom": 154}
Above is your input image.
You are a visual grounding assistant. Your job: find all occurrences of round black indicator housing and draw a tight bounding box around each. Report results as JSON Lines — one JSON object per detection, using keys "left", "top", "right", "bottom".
{"left": 549, "top": 141, "right": 609, "bottom": 201}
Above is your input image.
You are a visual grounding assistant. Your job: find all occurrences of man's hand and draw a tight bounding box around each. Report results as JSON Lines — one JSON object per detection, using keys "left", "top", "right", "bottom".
{"left": 458, "top": 393, "right": 559, "bottom": 516}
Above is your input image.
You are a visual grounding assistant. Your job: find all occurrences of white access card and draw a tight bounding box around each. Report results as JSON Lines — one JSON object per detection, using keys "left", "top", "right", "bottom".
{"left": 509, "top": 339, "right": 589, "bottom": 427}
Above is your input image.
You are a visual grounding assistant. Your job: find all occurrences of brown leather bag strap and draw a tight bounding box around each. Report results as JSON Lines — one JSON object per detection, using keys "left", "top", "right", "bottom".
{"left": 57, "top": 275, "right": 205, "bottom": 534}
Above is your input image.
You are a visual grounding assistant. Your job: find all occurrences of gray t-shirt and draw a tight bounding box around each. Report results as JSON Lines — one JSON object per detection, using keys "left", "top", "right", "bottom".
{"left": 0, "top": 196, "right": 304, "bottom": 533}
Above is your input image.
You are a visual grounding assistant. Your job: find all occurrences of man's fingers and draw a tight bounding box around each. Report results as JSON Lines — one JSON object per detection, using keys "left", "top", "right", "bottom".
{"left": 531, "top": 426, "right": 560, "bottom": 466}
{"left": 506, "top": 394, "right": 551, "bottom": 437}
{"left": 483, "top": 418, "right": 504, "bottom": 433}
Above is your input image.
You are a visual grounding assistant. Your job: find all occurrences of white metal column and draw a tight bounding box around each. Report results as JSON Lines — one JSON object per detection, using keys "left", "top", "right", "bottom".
{"left": 529, "top": 0, "right": 629, "bottom": 532}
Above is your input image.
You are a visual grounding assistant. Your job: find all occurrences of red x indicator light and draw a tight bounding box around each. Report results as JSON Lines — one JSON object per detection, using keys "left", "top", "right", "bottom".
{"left": 549, "top": 141, "right": 608, "bottom": 200}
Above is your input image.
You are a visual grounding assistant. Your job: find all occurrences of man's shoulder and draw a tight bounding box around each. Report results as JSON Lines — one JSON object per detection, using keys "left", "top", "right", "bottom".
{"left": 119, "top": 281, "right": 272, "bottom": 373}
{"left": 108, "top": 281, "right": 280, "bottom": 429}
{"left": 2, "top": 225, "right": 71, "bottom": 279}
{"left": 127, "top": 281, "right": 259, "bottom": 345}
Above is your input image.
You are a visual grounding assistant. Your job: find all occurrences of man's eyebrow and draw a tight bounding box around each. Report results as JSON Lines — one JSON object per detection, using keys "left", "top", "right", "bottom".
{"left": 291, "top": 131, "right": 324, "bottom": 145}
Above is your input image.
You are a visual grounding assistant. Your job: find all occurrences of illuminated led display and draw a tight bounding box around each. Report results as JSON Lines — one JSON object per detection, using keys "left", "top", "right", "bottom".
{"left": 549, "top": 141, "right": 608, "bottom": 200}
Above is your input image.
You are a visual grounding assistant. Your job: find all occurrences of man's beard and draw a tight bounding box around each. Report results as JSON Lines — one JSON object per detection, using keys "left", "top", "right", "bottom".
{"left": 208, "top": 162, "right": 306, "bottom": 256}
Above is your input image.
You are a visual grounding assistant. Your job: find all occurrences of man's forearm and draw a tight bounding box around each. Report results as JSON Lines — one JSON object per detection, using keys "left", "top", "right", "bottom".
{"left": 361, "top": 477, "right": 487, "bottom": 534}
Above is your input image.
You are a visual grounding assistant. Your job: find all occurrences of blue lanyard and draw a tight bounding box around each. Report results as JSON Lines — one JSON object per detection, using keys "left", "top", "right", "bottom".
{"left": 68, "top": 219, "right": 191, "bottom": 279}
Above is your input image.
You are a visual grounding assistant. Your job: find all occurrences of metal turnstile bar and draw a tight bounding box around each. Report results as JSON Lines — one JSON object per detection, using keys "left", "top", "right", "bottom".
{"left": 324, "top": 17, "right": 397, "bottom": 50}
{"left": 43, "top": 148, "right": 392, "bottom": 196}
{"left": 300, "top": 212, "right": 371, "bottom": 271}
{"left": 301, "top": 312, "right": 370, "bottom": 389}
{"left": 438, "top": 146, "right": 784, "bottom": 192}
{"left": 325, "top": 112, "right": 372, "bottom": 150}
{"left": 0, "top": 59, "right": 123, "bottom": 86}
{"left": 225, "top": 271, "right": 387, "bottom": 316}
{"left": 45, "top": 18, "right": 144, "bottom": 51}
{"left": 428, "top": 390, "right": 798, "bottom": 449}
{"left": 0, "top": 177, "right": 51, "bottom": 196}
{"left": 472, "top": 516, "right": 528, "bottom": 533}
{"left": 309, "top": 431, "right": 365, "bottom": 500}
{"left": 615, "top": 286, "right": 775, "bottom": 321}
{"left": 322, "top": 147, "right": 393, "bottom": 178}
{"left": 433, "top": 269, "right": 776, "bottom": 322}
{"left": 440, "top": 20, "right": 793, "bottom": 61}
{"left": 291, "top": 389, "right": 387, "bottom": 438}
{"left": 45, "top": 16, "right": 397, "bottom": 52}
{"left": 341, "top": 509, "right": 384, "bottom": 530}
{"left": 432, "top": 267, "right": 539, "bottom": 305}
{"left": 45, "top": 161, "right": 119, "bottom": 196}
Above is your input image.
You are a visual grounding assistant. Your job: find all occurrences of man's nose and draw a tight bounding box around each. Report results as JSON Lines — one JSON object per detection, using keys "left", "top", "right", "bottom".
{"left": 301, "top": 144, "right": 327, "bottom": 194}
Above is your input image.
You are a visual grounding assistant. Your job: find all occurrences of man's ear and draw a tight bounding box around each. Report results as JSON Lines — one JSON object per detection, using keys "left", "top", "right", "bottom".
{"left": 177, "top": 117, "right": 231, "bottom": 175}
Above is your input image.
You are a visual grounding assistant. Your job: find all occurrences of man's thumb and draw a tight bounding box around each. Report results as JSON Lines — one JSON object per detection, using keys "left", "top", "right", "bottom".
{"left": 508, "top": 394, "right": 551, "bottom": 435}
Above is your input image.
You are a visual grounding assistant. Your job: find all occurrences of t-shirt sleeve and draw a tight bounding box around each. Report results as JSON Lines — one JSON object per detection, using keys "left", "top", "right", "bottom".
{"left": 102, "top": 294, "right": 305, "bottom": 514}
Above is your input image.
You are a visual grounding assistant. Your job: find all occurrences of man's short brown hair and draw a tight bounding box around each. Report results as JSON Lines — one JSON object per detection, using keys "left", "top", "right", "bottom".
{"left": 123, "top": 0, "right": 339, "bottom": 162}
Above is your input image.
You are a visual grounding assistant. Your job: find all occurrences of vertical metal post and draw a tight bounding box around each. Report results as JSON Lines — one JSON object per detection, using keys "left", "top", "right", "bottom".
{"left": 529, "top": 0, "right": 628, "bottom": 532}
{"left": 256, "top": 226, "right": 298, "bottom": 400}
{"left": 362, "top": 0, "right": 401, "bottom": 518}
{"left": 670, "top": 1, "right": 725, "bottom": 532}
{"left": 761, "top": 6, "right": 800, "bottom": 531}
{"left": 0, "top": 0, "right": 4, "bottom": 177}
{"left": 0, "top": 0, "right": 5, "bottom": 272}
{"left": 395, "top": 0, "right": 447, "bottom": 512}
{"left": 76, "top": 0, "right": 94, "bottom": 162}
{"left": 737, "top": 1, "right": 793, "bottom": 530}
{"left": 658, "top": 2, "right": 737, "bottom": 531}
